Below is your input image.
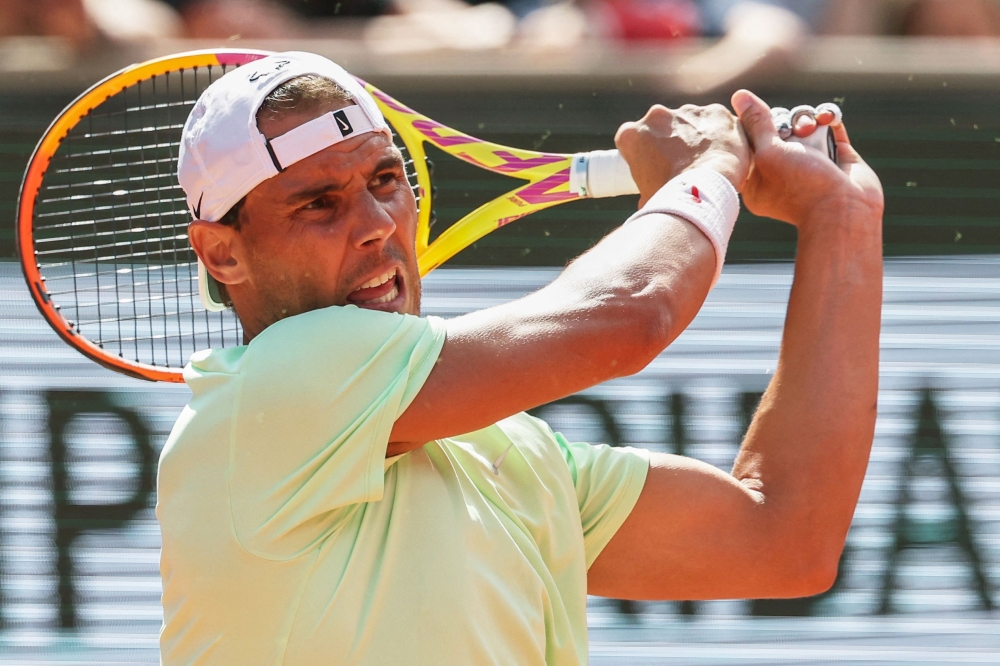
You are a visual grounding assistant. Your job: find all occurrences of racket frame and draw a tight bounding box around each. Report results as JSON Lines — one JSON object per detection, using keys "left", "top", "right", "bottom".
{"left": 17, "top": 50, "right": 270, "bottom": 382}
{"left": 17, "top": 48, "right": 599, "bottom": 382}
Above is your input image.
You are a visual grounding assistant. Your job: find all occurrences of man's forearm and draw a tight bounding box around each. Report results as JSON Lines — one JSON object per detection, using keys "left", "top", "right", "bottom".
{"left": 555, "top": 211, "right": 716, "bottom": 356}
{"left": 733, "top": 203, "right": 882, "bottom": 580}
{"left": 391, "top": 103, "right": 749, "bottom": 448}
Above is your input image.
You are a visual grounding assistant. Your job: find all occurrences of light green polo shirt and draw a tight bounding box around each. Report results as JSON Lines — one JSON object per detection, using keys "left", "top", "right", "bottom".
{"left": 157, "top": 304, "right": 649, "bottom": 665}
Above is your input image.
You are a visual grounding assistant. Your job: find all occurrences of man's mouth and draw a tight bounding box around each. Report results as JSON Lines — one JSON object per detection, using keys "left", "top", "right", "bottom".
{"left": 347, "top": 268, "right": 401, "bottom": 307}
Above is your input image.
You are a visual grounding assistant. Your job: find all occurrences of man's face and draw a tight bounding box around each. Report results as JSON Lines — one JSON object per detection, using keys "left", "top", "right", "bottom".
{"left": 222, "top": 101, "right": 421, "bottom": 332}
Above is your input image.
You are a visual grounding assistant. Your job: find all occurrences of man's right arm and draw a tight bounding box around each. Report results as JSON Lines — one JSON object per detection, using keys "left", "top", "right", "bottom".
{"left": 388, "top": 104, "right": 750, "bottom": 453}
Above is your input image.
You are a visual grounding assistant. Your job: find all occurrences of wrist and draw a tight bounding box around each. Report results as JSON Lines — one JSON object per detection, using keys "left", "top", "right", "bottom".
{"left": 797, "top": 196, "right": 883, "bottom": 237}
{"left": 687, "top": 151, "right": 747, "bottom": 191}
{"left": 796, "top": 205, "right": 883, "bottom": 259}
{"left": 625, "top": 168, "right": 740, "bottom": 286}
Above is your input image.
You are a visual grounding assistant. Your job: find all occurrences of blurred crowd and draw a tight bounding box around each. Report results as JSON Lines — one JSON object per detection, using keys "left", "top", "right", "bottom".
{"left": 5, "top": 0, "right": 1000, "bottom": 45}
{"left": 4, "top": 0, "right": 1000, "bottom": 71}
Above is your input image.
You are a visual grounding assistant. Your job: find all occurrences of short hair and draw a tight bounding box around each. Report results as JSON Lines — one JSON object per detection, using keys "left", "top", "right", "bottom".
{"left": 255, "top": 74, "right": 354, "bottom": 126}
{"left": 210, "top": 75, "right": 353, "bottom": 306}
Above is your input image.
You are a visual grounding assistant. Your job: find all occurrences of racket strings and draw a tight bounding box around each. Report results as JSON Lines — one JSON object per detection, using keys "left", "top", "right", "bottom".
{"left": 34, "top": 214, "right": 188, "bottom": 238}
{"left": 65, "top": 120, "right": 186, "bottom": 137}
{"left": 50, "top": 166, "right": 181, "bottom": 187}
{"left": 34, "top": 215, "right": 188, "bottom": 238}
{"left": 32, "top": 64, "right": 243, "bottom": 368}
{"left": 32, "top": 65, "right": 424, "bottom": 373}
{"left": 389, "top": 126, "right": 423, "bottom": 207}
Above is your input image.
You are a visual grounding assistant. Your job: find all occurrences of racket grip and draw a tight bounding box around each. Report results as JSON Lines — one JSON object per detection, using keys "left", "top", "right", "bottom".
{"left": 569, "top": 149, "right": 640, "bottom": 199}
{"left": 570, "top": 125, "right": 836, "bottom": 200}
{"left": 790, "top": 124, "right": 838, "bottom": 165}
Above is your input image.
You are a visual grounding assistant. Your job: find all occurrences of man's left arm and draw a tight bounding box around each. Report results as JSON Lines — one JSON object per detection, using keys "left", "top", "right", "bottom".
{"left": 588, "top": 90, "right": 884, "bottom": 601}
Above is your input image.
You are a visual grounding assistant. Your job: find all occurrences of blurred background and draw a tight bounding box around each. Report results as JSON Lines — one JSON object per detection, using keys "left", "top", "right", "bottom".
{"left": 2, "top": 0, "right": 1000, "bottom": 663}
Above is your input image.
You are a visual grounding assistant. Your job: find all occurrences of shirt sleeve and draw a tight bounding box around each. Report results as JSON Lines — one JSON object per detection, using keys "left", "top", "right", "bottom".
{"left": 227, "top": 305, "right": 446, "bottom": 559}
{"left": 556, "top": 433, "right": 650, "bottom": 569}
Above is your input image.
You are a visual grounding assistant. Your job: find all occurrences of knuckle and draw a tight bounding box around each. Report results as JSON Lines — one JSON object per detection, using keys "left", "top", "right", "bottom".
{"left": 614, "top": 121, "right": 638, "bottom": 147}
{"left": 646, "top": 104, "right": 671, "bottom": 119}
{"left": 617, "top": 120, "right": 637, "bottom": 136}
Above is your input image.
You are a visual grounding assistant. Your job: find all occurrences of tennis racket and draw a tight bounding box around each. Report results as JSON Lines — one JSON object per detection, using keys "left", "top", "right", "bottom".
{"left": 16, "top": 48, "right": 836, "bottom": 383}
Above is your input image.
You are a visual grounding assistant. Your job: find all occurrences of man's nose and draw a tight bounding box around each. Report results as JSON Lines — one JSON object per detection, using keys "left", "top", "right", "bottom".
{"left": 350, "top": 191, "right": 397, "bottom": 249}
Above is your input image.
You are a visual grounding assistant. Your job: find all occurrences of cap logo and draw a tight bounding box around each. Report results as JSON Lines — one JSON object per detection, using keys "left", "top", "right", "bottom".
{"left": 267, "top": 105, "right": 378, "bottom": 171}
{"left": 248, "top": 60, "right": 291, "bottom": 83}
{"left": 192, "top": 192, "right": 204, "bottom": 219}
{"left": 333, "top": 109, "right": 353, "bottom": 136}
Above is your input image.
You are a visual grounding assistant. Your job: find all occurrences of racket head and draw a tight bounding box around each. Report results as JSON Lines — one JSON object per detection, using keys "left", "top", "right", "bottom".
{"left": 17, "top": 49, "right": 586, "bottom": 382}
{"left": 17, "top": 50, "right": 272, "bottom": 382}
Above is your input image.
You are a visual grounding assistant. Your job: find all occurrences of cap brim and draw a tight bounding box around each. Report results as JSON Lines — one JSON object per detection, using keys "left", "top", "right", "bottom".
{"left": 197, "top": 259, "right": 228, "bottom": 312}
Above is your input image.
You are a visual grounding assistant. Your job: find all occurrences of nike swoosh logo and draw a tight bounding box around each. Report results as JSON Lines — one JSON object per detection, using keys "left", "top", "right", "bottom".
{"left": 193, "top": 192, "right": 204, "bottom": 219}
{"left": 333, "top": 110, "right": 353, "bottom": 136}
{"left": 491, "top": 442, "right": 515, "bottom": 475}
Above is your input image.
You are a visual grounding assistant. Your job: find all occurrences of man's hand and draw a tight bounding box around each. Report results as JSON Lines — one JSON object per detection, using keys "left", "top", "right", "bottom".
{"left": 615, "top": 104, "right": 751, "bottom": 206}
{"left": 733, "top": 90, "right": 883, "bottom": 226}
{"left": 589, "top": 90, "right": 883, "bottom": 602}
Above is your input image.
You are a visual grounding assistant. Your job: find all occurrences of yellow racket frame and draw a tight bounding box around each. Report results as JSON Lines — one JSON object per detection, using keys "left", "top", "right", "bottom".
{"left": 363, "top": 83, "right": 584, "bottom": 275}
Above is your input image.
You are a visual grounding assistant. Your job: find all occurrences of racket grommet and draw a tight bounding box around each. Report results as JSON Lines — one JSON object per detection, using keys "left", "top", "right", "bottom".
{"left": 816, "top": 102, "right": 843, "bottom": 127}
{"left": 771, "top": 107, "right": 793, "bottom": 140}
{"left": 789, "top": 105, "right": 818, "bottom": 131}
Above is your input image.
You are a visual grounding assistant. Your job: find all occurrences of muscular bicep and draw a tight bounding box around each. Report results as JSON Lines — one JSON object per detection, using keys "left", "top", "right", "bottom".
{"left": 387, "top": 216, "right": 716, "bottom": 455}
{"left": 587, "top": 452, "right": 816, "bottom": 601}
{"left": 386, "top": 290, "right": 652, "bottom": 455}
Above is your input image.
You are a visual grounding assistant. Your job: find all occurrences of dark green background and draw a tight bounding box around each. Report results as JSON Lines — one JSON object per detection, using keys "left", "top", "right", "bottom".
{"left": 4, "top": 83, "right": 999, "bottom": 266}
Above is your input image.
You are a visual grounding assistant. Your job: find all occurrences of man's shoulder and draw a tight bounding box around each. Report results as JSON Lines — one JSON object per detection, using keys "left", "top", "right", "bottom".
{"left": 181, "top": 305, "right": 396, "bottom": 383}
{"left": 250, "top": 306, "right": 439, "bottom": 361}
{"left": 256, "top": 303, "right": 424, "bottom": 339}
{"left": 192, "top": 306, "right": 442, "bottom": 389}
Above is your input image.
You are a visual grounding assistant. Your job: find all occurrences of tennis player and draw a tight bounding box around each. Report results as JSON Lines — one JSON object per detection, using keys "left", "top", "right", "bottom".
{"left": 158, "top": 52, "right": 883, "bottom": 664}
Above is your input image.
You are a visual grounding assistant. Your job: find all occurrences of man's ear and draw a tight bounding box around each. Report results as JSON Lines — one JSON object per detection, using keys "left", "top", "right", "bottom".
{"left": 188, "top": 221, "right": 248, "bottom": 287}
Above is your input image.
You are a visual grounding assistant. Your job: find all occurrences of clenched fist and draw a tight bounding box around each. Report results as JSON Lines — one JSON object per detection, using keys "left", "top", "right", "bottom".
{"left": 731, "top": 90, "right": 884, "bottom": 228}
{"left": 615, "top": 104, "right": 751, "bottom": 207}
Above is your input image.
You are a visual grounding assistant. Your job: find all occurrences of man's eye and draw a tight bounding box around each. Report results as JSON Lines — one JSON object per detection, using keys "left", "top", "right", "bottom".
{"left": 303, "top": 198, "right": 327, "bottom": 210}
{"left": 372, "top": 172, "right": 398, "bottom": 188}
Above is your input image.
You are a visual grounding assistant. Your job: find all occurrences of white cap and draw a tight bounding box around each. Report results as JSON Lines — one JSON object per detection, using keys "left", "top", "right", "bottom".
{"left": 177, "top": 51, "right": 390, "bottom": 311}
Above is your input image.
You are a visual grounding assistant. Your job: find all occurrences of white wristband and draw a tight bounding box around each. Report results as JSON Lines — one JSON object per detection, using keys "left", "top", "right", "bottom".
{"left": 624, "top": 167, "right": 740, "bottom": 286}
